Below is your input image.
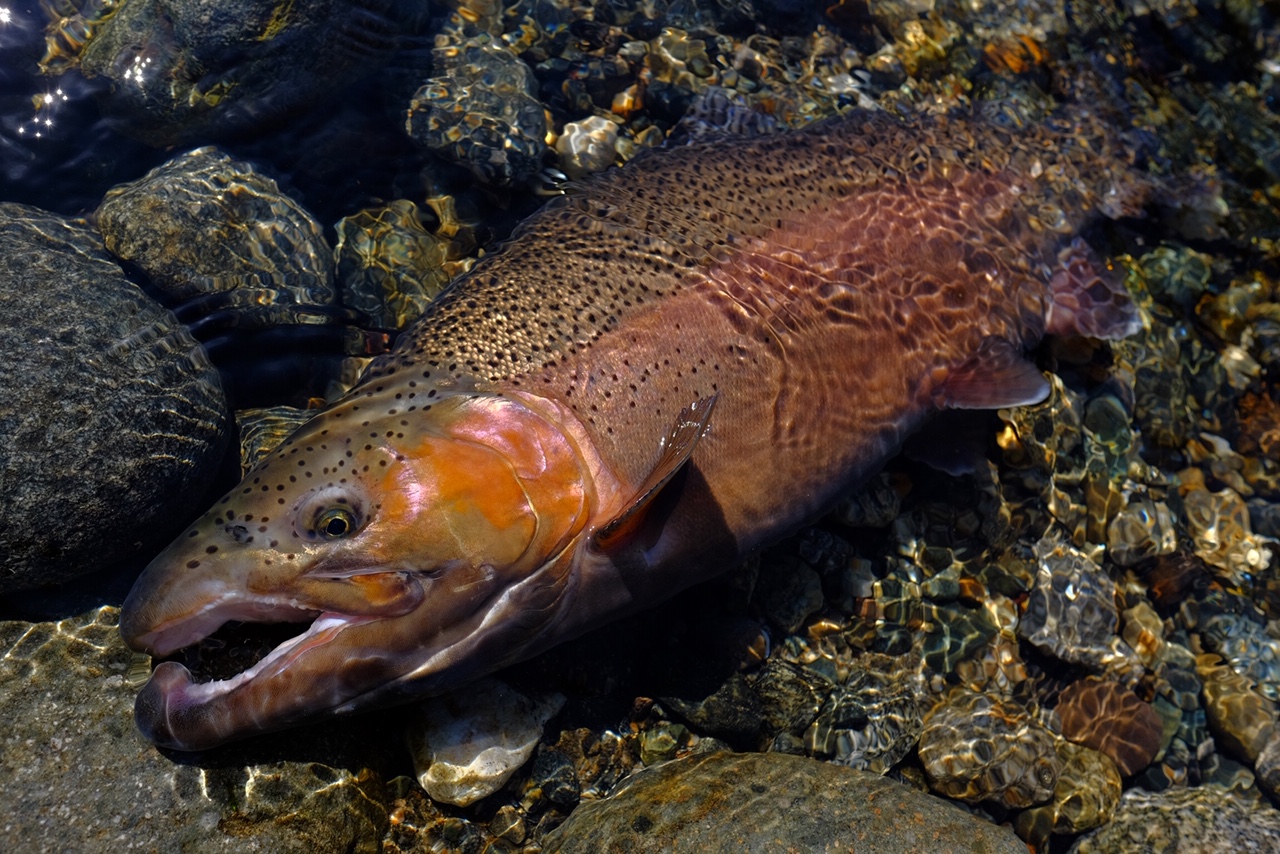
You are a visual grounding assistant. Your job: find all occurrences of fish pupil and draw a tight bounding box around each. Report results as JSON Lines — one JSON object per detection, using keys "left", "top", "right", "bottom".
{"left": 323, "top": 515, "right": 349, "bottom": 537}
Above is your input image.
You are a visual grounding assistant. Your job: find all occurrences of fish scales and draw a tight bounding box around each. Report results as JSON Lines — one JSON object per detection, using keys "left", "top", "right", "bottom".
{"left": 371, "top": 110, "right": 1134, "bottom": 544}
{"left": 120, "top": 108, "right": 1146, "bottom": 749}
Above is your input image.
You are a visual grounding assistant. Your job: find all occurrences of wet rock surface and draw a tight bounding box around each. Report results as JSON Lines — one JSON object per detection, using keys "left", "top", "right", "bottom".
{"left": 406, "top": 678, "right": 565, "bottom": 807}
{"left": 1055, "top": 679, "right": 1163, "bottom": 777}
{"left": 1067, "top": 784, "right": 1280, "bottom": 853}
{"left": 96, "top": 147, "right": 336, "bottom": 305}
{"left": 0, "top": 203, "right": 229, "bottom": 592}
{"left": 0, "top": 607, "right": 398, "bottom": 852}
{"left": 53, "top": 0, "right": 411, "bottom": 146}
{"left": 542, "top": 750, "right": 1025, "bottom": 854}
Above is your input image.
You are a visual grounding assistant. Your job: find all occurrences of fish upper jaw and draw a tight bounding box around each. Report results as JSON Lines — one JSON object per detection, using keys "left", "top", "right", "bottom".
{"left": 122, "top": 591, "right": 322, "bottom": 658}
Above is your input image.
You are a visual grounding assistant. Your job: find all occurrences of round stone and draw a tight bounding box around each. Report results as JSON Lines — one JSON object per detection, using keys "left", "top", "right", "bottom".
{"left": 0, "top": 203, "right": 229, "bottom": 591}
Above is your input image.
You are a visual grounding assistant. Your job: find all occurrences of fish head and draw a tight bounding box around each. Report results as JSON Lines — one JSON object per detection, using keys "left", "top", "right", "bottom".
{"left": 120, "top": 389, "right": 598, "bottom": 750}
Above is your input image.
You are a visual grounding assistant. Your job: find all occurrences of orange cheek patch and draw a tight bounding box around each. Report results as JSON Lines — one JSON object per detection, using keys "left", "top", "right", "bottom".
{"left": 382, "top": 438, "right": 538, "bottom": 568}
{"left": 441, "top": 397, "right": 593, "bottom": 552}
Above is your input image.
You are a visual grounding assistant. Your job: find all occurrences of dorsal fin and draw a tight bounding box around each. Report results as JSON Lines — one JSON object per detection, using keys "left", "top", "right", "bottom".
{"left": 593, "top": 393, "right": 719, "bottom": 551}
{"left": 934, "top": 338, "right": 1049, "bottom": 410}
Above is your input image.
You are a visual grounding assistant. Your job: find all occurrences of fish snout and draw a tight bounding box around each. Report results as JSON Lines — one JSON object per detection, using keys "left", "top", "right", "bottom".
{"left": 133, "top": 661, "right": 210, "bottom": 750}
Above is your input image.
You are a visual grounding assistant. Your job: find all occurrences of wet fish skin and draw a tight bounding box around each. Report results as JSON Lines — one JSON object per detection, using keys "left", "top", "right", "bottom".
{"left": 120, "top": 108, "right": 1144, "bottom": 749}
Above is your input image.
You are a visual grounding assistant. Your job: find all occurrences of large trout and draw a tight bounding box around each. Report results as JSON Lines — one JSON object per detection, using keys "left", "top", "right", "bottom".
{"left": 120, "top": 108, "right": 1145, "bottom": 749}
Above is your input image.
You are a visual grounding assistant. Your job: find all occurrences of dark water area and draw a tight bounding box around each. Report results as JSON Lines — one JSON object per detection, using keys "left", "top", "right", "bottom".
{"left": 1, "top": 4, "right": 424, "bottom": 228}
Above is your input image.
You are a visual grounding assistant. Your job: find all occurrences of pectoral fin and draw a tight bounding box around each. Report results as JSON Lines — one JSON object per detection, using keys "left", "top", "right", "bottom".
{"left": 593, "top": 393, "right": 719, "bottom": 551}
{"left": 934, "top": 338, "right": 1049, "bottom": 410}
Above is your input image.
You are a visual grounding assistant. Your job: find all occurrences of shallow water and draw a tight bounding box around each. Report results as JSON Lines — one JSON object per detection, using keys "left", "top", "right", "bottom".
{"left": 1, "top": 0, "right": 1280, "bottom": 852}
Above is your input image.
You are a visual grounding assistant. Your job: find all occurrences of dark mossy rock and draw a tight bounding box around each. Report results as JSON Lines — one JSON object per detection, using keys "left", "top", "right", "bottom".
{"left": 0, "top": 203, "right": 229, "bottom": 592}
{"left": 74, "top": 0, "right": 410, "bottom": 146}
{"left": 543, "top": 750, "right": 1024, "bottom": 853}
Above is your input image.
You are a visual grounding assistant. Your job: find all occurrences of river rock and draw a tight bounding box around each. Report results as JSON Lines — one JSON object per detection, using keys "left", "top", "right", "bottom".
{"left": 0, "top": 203, "right": 229, "bottom": 592}
{"left": 0, "top": 607, "right": 396, "bottom": 852}
{"left": 406, "top": 677, "right": 565, "bottom": 807}
{"left": 1067, "top": 783, "right": 1280, "bottom": 852}
{"left": 69, "top": 0, "right": 407, "bottom": 146}
{"left": 541, "top": 750, "right": 1025, "bottom": 853}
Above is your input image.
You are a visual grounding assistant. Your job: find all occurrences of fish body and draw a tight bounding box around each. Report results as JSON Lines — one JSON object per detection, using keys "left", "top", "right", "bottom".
{"left": 120, "top": 109, "right": 1143, "bottom": 749}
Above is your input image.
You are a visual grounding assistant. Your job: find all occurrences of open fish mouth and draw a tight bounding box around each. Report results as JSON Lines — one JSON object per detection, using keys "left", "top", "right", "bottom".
{"left": 161, "top": 617, "right": 323, "bottom": 684}
{"left": 132, "top": 599, "right": 372, "bottom": 706}
{"left": 129, "top": 605, "right": 384, "bottom": 750}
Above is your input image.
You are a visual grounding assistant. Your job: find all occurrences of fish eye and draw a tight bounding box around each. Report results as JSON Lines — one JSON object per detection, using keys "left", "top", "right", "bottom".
{"left": 315, "top": 507, "right": 356, "bottom": 539}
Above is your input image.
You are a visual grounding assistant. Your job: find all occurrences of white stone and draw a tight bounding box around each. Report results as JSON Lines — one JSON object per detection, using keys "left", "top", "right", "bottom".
{"left": 555, "top": 116, "right": 619, "bottom": 179}
{"left": 406, "top": 677, "right": 565, "bottom": 806}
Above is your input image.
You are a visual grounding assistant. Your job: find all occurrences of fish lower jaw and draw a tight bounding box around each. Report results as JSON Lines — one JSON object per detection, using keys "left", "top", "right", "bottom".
{"left": 181, "top": 613, "right": 362, "bottom": 701}
{"left": 135, "top": 612, "right": 375, "bottom": 750}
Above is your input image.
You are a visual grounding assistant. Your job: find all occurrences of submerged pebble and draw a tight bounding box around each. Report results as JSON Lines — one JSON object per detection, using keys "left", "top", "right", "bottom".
{"left": 1055, "top": 679, "right": 1163, "bottom": 776}
{"left": 51, "top": 0, "right": 407, "bottom": 145}
{"left": 406, "top": 677, "right": 565, "bottom": 807}
{"left": 1068, "top": 784, "right": 1280, "bottom": 852}
{"left": 406, "top": 36, "right": 549, "bottom": 187}
{"left": 918, "top": 689, "right": 1060, "bottom": 809}
{"left": 96, "top": 147, "right": 335, "bottom": 305}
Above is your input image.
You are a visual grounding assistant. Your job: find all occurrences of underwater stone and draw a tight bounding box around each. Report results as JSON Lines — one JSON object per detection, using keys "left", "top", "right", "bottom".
{"left": 805, "top": 664, "right": 922, "bottom": 773}
{"left": 406, "top": 677, "right": 565, "bottom": 807}
{"left": 547, "top": 728, "right": 635, "bottom": 803}
{"left": 1236, "top": 389, "right": 1280, "bottom": 462}
{"left": 1257, "top": 729, "right": 1280, "bottom": 801}
{"left": 542, "top": 750, "right": 1025, "bottom": 854}
{"left": 1067, "top": 784, "right": 1280, "bottom": 852}
{"left": 555, "top": 116, "right": 619, "bottom": 179}
{"left": 921, "top": 601, "right": 998, "bottom": 673}
{"left": 334, "top": 200, "right": 456, "bottom": 332}
{"left": 1138, "top": 245, "right": 1215, "bottom": 314}
{"left": 97, "top": 147, "right": 335, "bottom": 304}
{"left": 753, "top": 658, "right": 831, "bottom": 735}
{"left": 1196, "top": 652, "right": 1278, "bottom": 764}
{"left": 1141, "top": 552, "right": 1213, "bottom": 611}
{"left": 754, "top": 556, "right": 824, "bottom": 633}
{"left": 1013, "top": 740, "right": 1121, "bottom": 846}
{"left": 638, "top": 721, "right": 689, "bottom": 767}
{"left": 1055, "top": 678, "right": 1163, "bottom": 776}
{"left": 918, "top": 688, "right": 1060, "bottom": 809}
{"left": 1184, "top": 487, "right": 1273, "bottom": 583}
{"left": 831, "top": 471, "right": 903, "bottom": 528}
{"left": 1019, "top": 532, "right": 1140, "bottom": 678}
{"left": 662, "top": 672, "right": 764, "bottom": 742}
{"left": 237, "top": 405, "right": 313, "bottom": 474}
{"left": 1115, "top": 318, "right": 1193, "bottom": 456}
{"left": 66, "top": 0, "right": 406, "bottom": 146}
{"left": 1106, "top": 495, "right": 1177, "bottom": 567}
{"left": 0, "top": 607, "right": 392, "bottom": 851}
{"left": 0, "top": 203, "right": 229, "bottom": 591}
{"left": 406, "top": 37, "right": 549, "bottom": 187}
{"left": 1121, "top": 600, "right": 1166, "bottom": 667}
{"left": 1197, "top": 609, "right": 1280, "bottom": 701}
